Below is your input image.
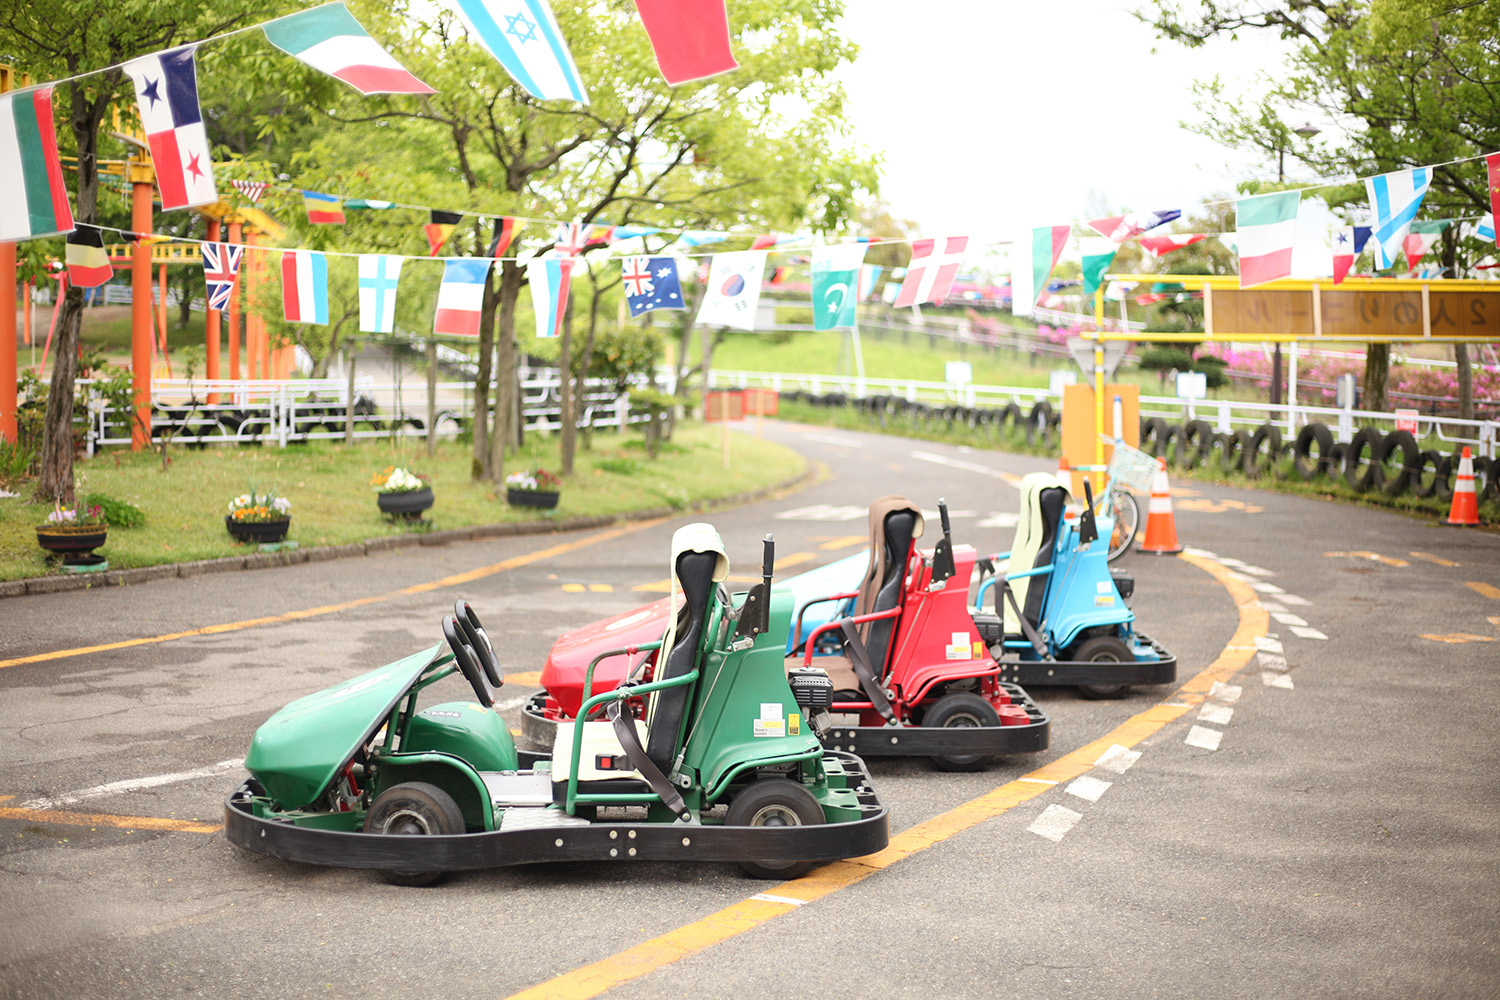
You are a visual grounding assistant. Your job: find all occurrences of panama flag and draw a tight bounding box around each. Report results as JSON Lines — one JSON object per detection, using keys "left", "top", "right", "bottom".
{"left": 698, "top": 250, "right": 767, "bottom": 330}
{"left": 622, "top": 256, "right": 685, "bottom": 317}
{"left": 434, "top": 258, "right": 492, "bottom": 337}
{"left": 281, "top": 250, "right": 329, "bottom": 324}
{"left": 1402, "top": 219, "right": 1450, "bottom": 270}
{"left": 201, "top": 242, "right": 244, "bottom": 313}
{"left": 263, "top": 2, "right": 434, "bottom": 95}
{"left": 1031, "top": 225, "right": 1069, "bottom": 304}
{"left": 303, "top": 191, "right": 345, "bottom": 225}
{"left": 121, "top": 48, "right": 217, "bottom": 211}
{"left": 448, "top": 0, "right": 588, "bottom": 103}
{"left": 1332, "top": 227, "right": 1359, "bottom": 285}
{"left": 0, "top": 88, "right": 73, "bottom": 243}
{"left": 634, "top": 0, "right": 739, "bottom": 85}
{"left": 811, "top": 243, "right": 867, "bottom": 330}
{"left": 1139, "top": 233, "right": 1206, "bottom": 259}
{"left": 893, "top": 236, "right": 967, "bottom": 308}
{"left": 358, "top": 254, "right": 405, "bottom": 333}
{"left": 527, "top": 256, "right": 574, "bottom": 337}
{"left": 1087, "top": 209, "right": 1181, "bottom": 244}
{"left": 1235, "top": 190, "right": 1300, "bottom": 288}
{"left": 1080, "top": 238, "right": 1118, "bottom": 300}
{"left": 1365, "top": 167, "right": 1432, "bottom": 269}
{"left": 65, "top": 227, "right": 112, "bottom": 288}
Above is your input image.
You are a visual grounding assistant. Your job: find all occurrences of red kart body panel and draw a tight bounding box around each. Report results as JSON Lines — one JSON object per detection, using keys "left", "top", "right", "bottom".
{"left": 538, "top": 598, "right": 669, "bottom": 718}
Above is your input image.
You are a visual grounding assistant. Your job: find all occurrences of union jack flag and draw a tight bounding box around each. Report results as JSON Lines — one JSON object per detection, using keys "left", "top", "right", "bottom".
{"left": 621, "top": 257, "right": 654, "bottom": 297}
{"left": 231, "top": 179, "right": 269, "bottom": 202}
{"left": 201, "top": 242, "right": 244, "bottom": 312}
{"left": 554, "top": 222, "right": 593, "bottom": 257}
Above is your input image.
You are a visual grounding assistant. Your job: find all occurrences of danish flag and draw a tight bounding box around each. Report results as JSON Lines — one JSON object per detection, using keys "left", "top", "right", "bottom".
{"left": 622, "top": 257, "right": 654, "bottom": 297}
{"left": 892, "top": 236, "right": 968, "bottom": 308}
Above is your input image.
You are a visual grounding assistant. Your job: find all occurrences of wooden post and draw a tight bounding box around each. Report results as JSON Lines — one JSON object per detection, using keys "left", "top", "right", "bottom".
{"left": 130, "top": 170, "right": 154, "bottom": 449}
{"left": 227, "top": 221, "right": 242, "bottom": 381}
{"left": 205, "top": 218, "right": 220, "bottom": 402}
{"left": 426, "top": 338, "right": 437, "bottom": 458}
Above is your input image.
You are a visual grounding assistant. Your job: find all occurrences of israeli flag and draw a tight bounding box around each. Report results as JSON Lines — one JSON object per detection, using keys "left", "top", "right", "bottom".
{"left": 1365, "top": 167, "right": 1432, "bottom": 269}
{"left": 448, "top": 0, "right": 587, "bottom": 103}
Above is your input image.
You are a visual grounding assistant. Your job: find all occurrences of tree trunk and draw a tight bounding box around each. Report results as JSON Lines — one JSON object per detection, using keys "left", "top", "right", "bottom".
{"left": 471, "top": 270, "right": 498, "bottom": 480}
{"left": 574, "top": 272, "right": 606, "bottom": 453}
{"left": 673, "top": 280, "right": 705, "bottom": 413}
{"left": 490, "top": 260, "right": 523, "bottom": 483}
{"left": 344, "top": 344, "right": 356, "bottom": 443}
{"left": 559, "top": 292, "right": 576, "bottom": 475}
{"left": 1363, "top": 343, "right": 1390, "bottom": 412}
{"left": 1455, "top": 343, "right": 1474, "bottom": 421}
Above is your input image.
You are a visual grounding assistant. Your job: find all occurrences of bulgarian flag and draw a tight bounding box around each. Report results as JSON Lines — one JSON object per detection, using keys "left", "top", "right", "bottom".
{"left": 1236, "top": 191, "right": 1300, "bottom": 288}
{"left": 1080, "top": 238, "right": 1118, "bottom": 301}
{"left": 1031, "top": 225, "right": 1069, "bottom": 304}
{"left": 263, "top": 2, "right": 434, "bottom": 95}
{"left": 0, "top": 87, "right": 74, "bottom": 243}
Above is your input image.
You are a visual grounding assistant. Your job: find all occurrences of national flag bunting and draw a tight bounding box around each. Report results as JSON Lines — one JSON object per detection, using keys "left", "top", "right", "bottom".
{"left": 303, "top": 190, "right": 346, "bottom": 225}
{"left": 554, "top": 222, "right": 593, "bottom": 256}
{"left": 811, "top": 244, "right": 866, "bottom": 330}
{"left": 358, "top": 254, "right": 404, "bottom": 333}
{"left": 434, "top": 258, "right": 492, "bottom": 337}
{"left": 528, "top": 256, "right": 574, "bottom": 337}
{"left": 65, "top": 227, "right": 112, "bottom": 288}
{"left": 858, "top": 264, "right": 883, "bottom": 301}
{"left": 1332, "top": 226, "right": 1358, "bottom": 285}
{"left": 489, "top": 216, "right": 523, "bottom": 258}
{"left": 1365, "top": 167, "right": 1432, "bottom": 269}
{"left": 892, "top": 236, "right": 967, "bottom": 308}
{"left": 201, "top": 242, "right": 244, "bottom": 313}
{"left": 622, "top": 256, "right": 685, "bottom": 317}
{"left": 678, "top": 230, "right": 728, "bottom": 248}
{"left": 1487, "top": 153, "right": 1500, "bottom": 247}
{"left": 426, "top": 210, "right": 463, "bottom": 255}
{"left": 634, "top": 0, "right": 739, "bottom": 85}
{"left": 1087, "top": 209, "right": 1181, "bottom": 244}
{"left": 751, "top": 234, "right": 804, "bottom": 250}
{"left": 448, "top": 0, "right": 588, "bottom": 103}
{"left": 346, "top": 198, "right": 394, "bottom": 210}
{"left": 1236, "top": 190, "right": 1300, "bottom": 288}
{"left": 611, "top": 225, "right": 660, "bottom": 241}
{"left": 263, "top": 2, "right": 434, "bottom": 95}
{"left": 1402, "top": 219, "right": 1450, "bottom": 271}
{"left": 1139, "top": 233, "right": 1206, "bottom": 259}
{"left": 281, "top": 250, "right": 329, "bottom": 324}
{"left": 1080, "top": 238, "right": 1118, "bottom": 300}
{"left": 230, "top": 179, "right": 269, "bottom": 203}
{"left": 0, "top": 87, "right": 74, "bottom": 242}
{"left": 1031, "top": 226, "right": 1069, "bottom": 304}
{"left": 122, "top": 48, "right": 217, "bottom": 211}
{"left": 1477, "top": 215, "right": 1496, "bottom": 244}
{"left": 698, "top": 250, "right": 767, "bottom": 330}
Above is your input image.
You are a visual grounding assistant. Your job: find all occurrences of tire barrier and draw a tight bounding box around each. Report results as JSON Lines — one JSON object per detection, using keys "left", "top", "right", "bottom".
{"left": 1159, "top": 423, "right": 1184, "bottom": 468}
{"left": 1412, "top": 449, "right": 1445, "bottom": 500}
{"left": 1218, "top": 430, "right": 1250, "bottom": 475}
{"left": 1243, "top": 423, "right": 1282, "bottom": 480}
{"left": 1374, "top": 430, "right": 1419, "bottom": 496}
{"left": 1142, "top": 417, "right": 1169, "bottom": 458}
{"left": 1181, "top": 420, "right": 1215, "bottom": 470}
{"left": 1343, "top": 427, "right": 1384, "bottom": 492}
{"left": 1292, "top": 422, "right": 1335, "bottom": 480}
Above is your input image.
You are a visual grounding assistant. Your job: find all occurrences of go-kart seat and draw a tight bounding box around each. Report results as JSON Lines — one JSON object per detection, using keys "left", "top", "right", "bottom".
{"left": 973, "top": 473, "right": 1069, "bottom": 645}
{"left": 642, "top": 546, "right": 720, "bottom": 771}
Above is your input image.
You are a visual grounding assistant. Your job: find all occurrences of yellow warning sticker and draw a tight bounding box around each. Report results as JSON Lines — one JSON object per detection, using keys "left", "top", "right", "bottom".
{"left": 789, "top": 713, "right": 800, "bottom": 736}
{"left": 972, "top": 640, "right": 984, "bottom": 658}
{"left": 1094, "top": 595, "right": 1115, "bottom": 607}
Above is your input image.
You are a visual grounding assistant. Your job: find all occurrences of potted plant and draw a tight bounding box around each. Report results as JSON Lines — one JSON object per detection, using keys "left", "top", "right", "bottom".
{"left": 372, "top": 465, "right": 434, "bottom": 519}
{"left": 36, "top": 503, "right": 108, "bottom": 562}
{"left": 226, "top": 491, "right": 292, "bottom": 544}
{"left": 505, "top": 468, "right": 562, "bottom": 509}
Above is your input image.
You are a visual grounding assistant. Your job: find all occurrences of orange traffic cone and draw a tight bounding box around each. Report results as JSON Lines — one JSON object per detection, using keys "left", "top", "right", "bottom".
{"left": 1057, "top": 454, "right": 1076, "bottom": 495}
{"left": 1446, "top": 447, "right": 1480, "bottom": 526}
{"left": 1138, "top": 458, "right": 1183, "bottom": 554}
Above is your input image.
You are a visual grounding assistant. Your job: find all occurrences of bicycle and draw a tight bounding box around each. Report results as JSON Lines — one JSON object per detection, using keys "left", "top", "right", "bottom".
{"left": 1070, "top": 437, "right": 1155, "bottom": 562}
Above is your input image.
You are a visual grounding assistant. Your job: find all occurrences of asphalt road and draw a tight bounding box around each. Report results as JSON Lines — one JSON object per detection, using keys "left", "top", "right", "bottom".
{"left": 1, "top": 421, "right": 1497, "bottom": 999}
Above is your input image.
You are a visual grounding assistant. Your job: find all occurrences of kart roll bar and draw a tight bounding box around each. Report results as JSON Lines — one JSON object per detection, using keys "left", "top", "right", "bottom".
{"left": 791, "top": 592, "right": 859, "bottom": 651}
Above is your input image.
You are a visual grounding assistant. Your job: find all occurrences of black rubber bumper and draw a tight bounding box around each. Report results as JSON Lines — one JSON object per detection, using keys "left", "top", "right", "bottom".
{"left": 520, "top": 692, "right": 557, "bottom": 751}
{"left": 821, "top": 682, "right": 1049, "bottom": 757}
{"left": 996, "top": 633, "right": 1178, "bottom": 688}
{"left": 224, "top": 752, "right": 888, "bottom": 873}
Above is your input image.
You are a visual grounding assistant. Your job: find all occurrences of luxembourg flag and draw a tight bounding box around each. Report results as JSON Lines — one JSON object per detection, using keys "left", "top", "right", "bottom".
{"left": 281, "top": 250, "right": 329, "bottom": 324}
{"left": 528, "top": 255, "right": 574, "bottom": 338}
{"left": 1235, "top": 190, "right": 1300, "bottom": 288}
{"left": 448, "top": 0, "right": 588, "bottom": 103}
{"left": 434, "top": 258, "right": 493, "bottom": 337}
{"left": 121, "top": 47, "right": 217, "bottom": 211}
{"left": 1365, "top": 167, "right": 1432, "bottom": 269}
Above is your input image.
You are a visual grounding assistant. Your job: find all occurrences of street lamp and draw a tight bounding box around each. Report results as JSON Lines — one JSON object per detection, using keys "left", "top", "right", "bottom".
{"left": 1272, "top": 123, "right": 1322, "bottom": 407}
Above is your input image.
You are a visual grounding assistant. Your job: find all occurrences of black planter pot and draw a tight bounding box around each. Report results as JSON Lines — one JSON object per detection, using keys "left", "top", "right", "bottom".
{"left": 378, "top": 487, "right": 434, "bottom": 518}
{"left": 36, "top": 526, "right": 108, "bottom": 555}
{"left": 225, "top": 516, "right": 291, "bottom": 544}
{"left": 506, "top": 488, "right": 560, "bottom": 510}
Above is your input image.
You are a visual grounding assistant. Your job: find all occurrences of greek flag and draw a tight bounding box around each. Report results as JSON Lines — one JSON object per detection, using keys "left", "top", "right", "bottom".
{"left": 1365, "top": 167, "right": 1432, "bottom": 269}
{"left": 447, "top": 0, "right": 587, "bottom": 103}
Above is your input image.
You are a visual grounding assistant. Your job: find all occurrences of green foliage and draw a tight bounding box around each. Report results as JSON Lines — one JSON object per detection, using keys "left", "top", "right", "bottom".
{"left": 83, "top": 492, "right": 146, "bottom": 528}
{"left": 575, "top": 327, "right": 664, "bottom": 393}
{"left": 0, "top": 441, "right": 37, "bottom": 485}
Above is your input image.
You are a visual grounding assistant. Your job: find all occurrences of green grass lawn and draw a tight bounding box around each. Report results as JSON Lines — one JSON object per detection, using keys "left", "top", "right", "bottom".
{"left": 0, "top": 424, "right": 803, "bottom": 582}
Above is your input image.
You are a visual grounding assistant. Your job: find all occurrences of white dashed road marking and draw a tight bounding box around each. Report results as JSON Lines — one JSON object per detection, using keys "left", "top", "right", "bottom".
{"left": 21, "top": 759, "right": 245, "bottom": 810}
{"left": 1199, "top": 703, "right": 1234, "bottom": 725}
{"left": 1029, "top": 804, "right": 1084, "bottom": 842}
{"left": 1185, "top": 726, "right": 1224, "bottom": 751}
{"left": 1208, "top": 681, "right": 1242, "bottom": 704}
{"left": 1263, "top": 672, "right": 1295, "bottom": 689}
{"left": 1290, "top": 626, "right": 1328, "bottom": 640}
{"left": 1065, "top": 776, "right": 1113, "bottom": 803}
{"left": 1095, "top": 744, "right": 1141, "bottom": 774}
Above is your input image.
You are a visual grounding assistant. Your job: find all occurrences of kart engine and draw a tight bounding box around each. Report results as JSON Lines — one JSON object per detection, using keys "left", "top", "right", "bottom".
{"left": 787, "top": 666, "right": 834, "bottom": 738}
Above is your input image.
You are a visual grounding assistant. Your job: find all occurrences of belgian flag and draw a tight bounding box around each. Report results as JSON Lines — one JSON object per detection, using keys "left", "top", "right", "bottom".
{"left": 65, "top": 226, "right": 113, "bottom": 288}
{"left": 425, "top": 210, "right": 463, "bottom": 256}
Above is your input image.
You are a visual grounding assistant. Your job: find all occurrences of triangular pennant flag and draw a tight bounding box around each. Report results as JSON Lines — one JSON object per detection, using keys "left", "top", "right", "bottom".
{"left": 281, "top": 250, "right": 329, "bottom": 324}
{"left": 1477, "top": 215, "right": 1496, "bottom": 244}
{"left": 622, "top": 256, "right": 686, "bottom": 317}
{"left": 346, "top": 198, "right": 394, "bottom": 210}
{"left": 447, "top": 0, "right": 588, "bottom": 103}
{"left": 811, "top": 244, "right": 866, "bottom": 330}
{"left": 230, "top": 179, "right": 269, "bottom": 203}
{"left": 1402, "top": 219, "right": 1451, "bottom": 270}
{"left": 527, "top": 256, "right": 574, "bottom": 337}
{"left": 1139, "top": 233, "right": 1206, "bottom": 259}
{"left": 1080, "top": 238, "right": 1118, "bottom": 300}
{"left": 1236, "top": 190, "right": 1300, "bottom": 288}
{"left": 0, "top": 87, "right": 74, "bottom": 242}
{"left": 1366, "top": 167, "right": 1432, "bottom": 269}
{"left": 633, "top": 0, "right": 739, "bottom": 85}
{"left": 488, "top": 216, "right": 523, "bottom": 257}
{"left": 65, "top": 227, "right": 112, "bottom": 288}
{"left": 698, "top": 250, "right": 767, "bottom": 330}
{"left": 858, "top": 264, "right": 883, "bottom": 301}
{"left": 434, "top": 258, "right": 492, "bottom": 337}
{"left": 893, "top": 236, "right": 967, "bottom": 308}
{"left": 611, "top": 225, "right": 660, "bottom": 241}
{"left": 201, "top": 242, "right": 244, "bottom": 313}
{"left": 678, "top": 230, "right": 728, "bottom": 248}
{"left": 263, "top": 2, "right": 434, "bottom": 95}
{"left": 554, "top": 222, "right": 593, "bottom": 257}
{"left": 1487, "top": 153, "right": 1500, "bottom": 248}
{"left": 1087, "top": 209, "right": 1180, "bottom": 244}
{"left": 303, "top": 190, "right": 345, "bottom": 224}
{"left": 426, "top": 210, "right": 463, "bottom": 255}
{"left": 121, "top": 47, "right": 217, "bottom": 211}
{"left": 1031, "top": 226, "right": 1069, "bottom": 304}
{"left": 358, "top": 254, "right": 404, "bottom": 333}
{"left": 585, "top": 225, "right": 616, "bottom": 247}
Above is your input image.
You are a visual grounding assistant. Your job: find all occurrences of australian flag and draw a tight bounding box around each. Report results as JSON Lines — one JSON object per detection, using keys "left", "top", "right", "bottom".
{"left": 622, "top": 256, "right": 686, "bottom": 317}
{"left": 201, "top": 242, "right": 244, "bottom": 313}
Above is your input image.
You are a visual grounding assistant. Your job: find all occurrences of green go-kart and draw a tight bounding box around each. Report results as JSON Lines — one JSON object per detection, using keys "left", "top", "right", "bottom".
{"left": 225, "top": 524, "right": 889, "bottom": 885}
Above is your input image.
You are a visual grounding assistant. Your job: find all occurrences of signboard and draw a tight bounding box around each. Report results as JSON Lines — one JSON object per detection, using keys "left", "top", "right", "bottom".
{"left": 1049, "top": 369, "right": 1077, "bottom": 394}
{"left": 1206, "top": 285, "right": 1500, "bottom": 342}
{"left": 1176, "top": 371, "right": 1208, "bottom": 399}
{"left": 1394, "top": 408, "right": 1419, "bottom": 434}
{"left": 945, "top": 360, "right": 973, "bottom": 385}
{"left": 1066, "top": 337, "right": 1127, "bottom": 378}
{"left": 741, "top": 387, "right": 779, "bottom": 417}
{"left": 703, "top": 389, "right": 744, "bottom": 422}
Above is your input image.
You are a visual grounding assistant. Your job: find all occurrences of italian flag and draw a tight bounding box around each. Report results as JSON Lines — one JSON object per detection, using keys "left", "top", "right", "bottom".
{"left": 0, "top": 87, "right": 73, "bottom": 243}
{"left": 264, "top": 3, "right": 434, "bottom": 96}
{"left": 1236, "top": 191, "right": 1300, "bottom": 288}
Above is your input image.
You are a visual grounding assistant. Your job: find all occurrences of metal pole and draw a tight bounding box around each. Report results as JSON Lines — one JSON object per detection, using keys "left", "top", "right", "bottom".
{"left": 0, "top": 243, "right": 15, "bottom": 443}
{"left": 205, "top": 218, "right": 220, "bottom": 403}
{"left": 227, "top": 221, "right": 242, "bottom": 381}
{"left": 1092, "top": 286, "right": 1106, "bottom": 490}
{"left": 426, "top": 338, "right": 437, "bottom": 458}
{"left": 130, "top": 169, "right": 153, "bottom": 449}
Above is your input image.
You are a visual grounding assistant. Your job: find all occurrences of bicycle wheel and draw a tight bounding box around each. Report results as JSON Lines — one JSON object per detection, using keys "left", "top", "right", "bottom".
{"left": 1106, "top": 490, "right": 1140, "bottom": 563}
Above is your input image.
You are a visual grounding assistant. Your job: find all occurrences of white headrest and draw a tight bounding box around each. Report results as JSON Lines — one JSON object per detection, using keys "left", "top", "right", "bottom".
{"left": 670, "top": 523, "right": 730, "bottom": 584}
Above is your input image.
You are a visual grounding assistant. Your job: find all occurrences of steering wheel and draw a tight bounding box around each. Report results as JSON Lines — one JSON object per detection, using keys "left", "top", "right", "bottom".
{"left": 454, "top": 600, "right": 503, "bottom": 688}
{"left": 442, "top": 615, "right": 494, "bottom": 708}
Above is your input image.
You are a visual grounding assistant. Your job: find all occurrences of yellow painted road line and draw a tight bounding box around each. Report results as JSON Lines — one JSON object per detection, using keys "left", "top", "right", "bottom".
{"left": 1420, "top": 633, "right": 1497, "bottom": 644}
{"left": 0, "top": 519, "right": 665, "bottom": 672}
{"left": 1325, "top": 550, "right": 1409, "bottom": 567}
{"left": 504, "top": 672, "right": 542, "bottom": 687}
{"left": 1410, "top": 551, "right": 1459, "bottom": 567}
{"left": 502, "top": 550, "right": 1266, "bottom": 1000}
{"left": 561, "top": 584, "right": 586, "bottom": 593}
{"left": 1464, "top": 581, "right": 1500, "bottom": 600}
{"left": 0, "top": 805, "right": 221, "bottom": 834}
{"left": 818, "top": 536, "right": 866, "bottom": 551}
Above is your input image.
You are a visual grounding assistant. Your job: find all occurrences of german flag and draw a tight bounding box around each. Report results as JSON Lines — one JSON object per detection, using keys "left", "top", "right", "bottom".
{"left": 65, "top": 226, "right": 113, "bottom": 288}
{"left": 488, "top": 216, "right": 523, "bottom": 258}
{"left": 425, "top": 210, "right": 463, "bottom": 256}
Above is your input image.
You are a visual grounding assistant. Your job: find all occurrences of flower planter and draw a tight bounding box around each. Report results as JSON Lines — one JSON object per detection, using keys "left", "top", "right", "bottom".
{"left": 506, "top": 488, "right": 560, "bottom": 510}
{"left": 378, "top": 487, "right": 434, "bottom": 519}
{"left": 225, "top": 516, "right": 291, "bottom": 544}
{"left": 36, "top": 524, "right": 108, "bottom": 556}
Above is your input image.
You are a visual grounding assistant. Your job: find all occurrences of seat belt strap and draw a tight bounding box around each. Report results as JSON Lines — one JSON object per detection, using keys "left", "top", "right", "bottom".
{"left": 839, "top": 620, "right": 897, "bottom": 722}
{"left": 1001, "top": 581, "right": 1051, "bottom": 658}
{"left": 607, "top": 701, "right": 691, "bottom": 821}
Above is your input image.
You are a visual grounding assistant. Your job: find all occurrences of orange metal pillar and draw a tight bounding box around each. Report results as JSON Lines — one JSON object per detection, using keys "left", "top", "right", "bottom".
{"left": 0, "top": 242, "right": 16, "bottom": 444}
{"left": 205, "top": 218, "right": 220, "bottom": 402}
{"left": 130, "top": 174, "right": 154, "bottom": 449}
{"left": 227, "top": 221, "right": 241, "bottom": 381}
{"left": 246, "top": 229, "right": 263, "bottom": 380}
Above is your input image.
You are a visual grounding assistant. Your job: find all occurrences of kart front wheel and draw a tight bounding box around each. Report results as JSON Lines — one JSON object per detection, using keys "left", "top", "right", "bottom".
{"left": 926, "top": 692, "right": 1001, "bottom": 772}
{"left": 363, "top": 782, "right": 465, "bottom": 887}
{"left": 726, "top": 778, "right": 823, "bottom": 880}
{"left": 1074, "top": 635, "right": 1135, "bottom": 700}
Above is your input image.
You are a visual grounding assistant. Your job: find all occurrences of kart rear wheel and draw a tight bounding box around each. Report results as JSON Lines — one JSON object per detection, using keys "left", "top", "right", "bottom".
{"left": 727, "top": 778, "right": 824, "bottom": 880}
{"left": 1073, "top": 635, "right": 1135, "bottom": 700}
{"left": 363, "top": 782, "right": 465, "bottom": 887}
{"left": 925, "top": 692, "right": 1001, "bottom": 772}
